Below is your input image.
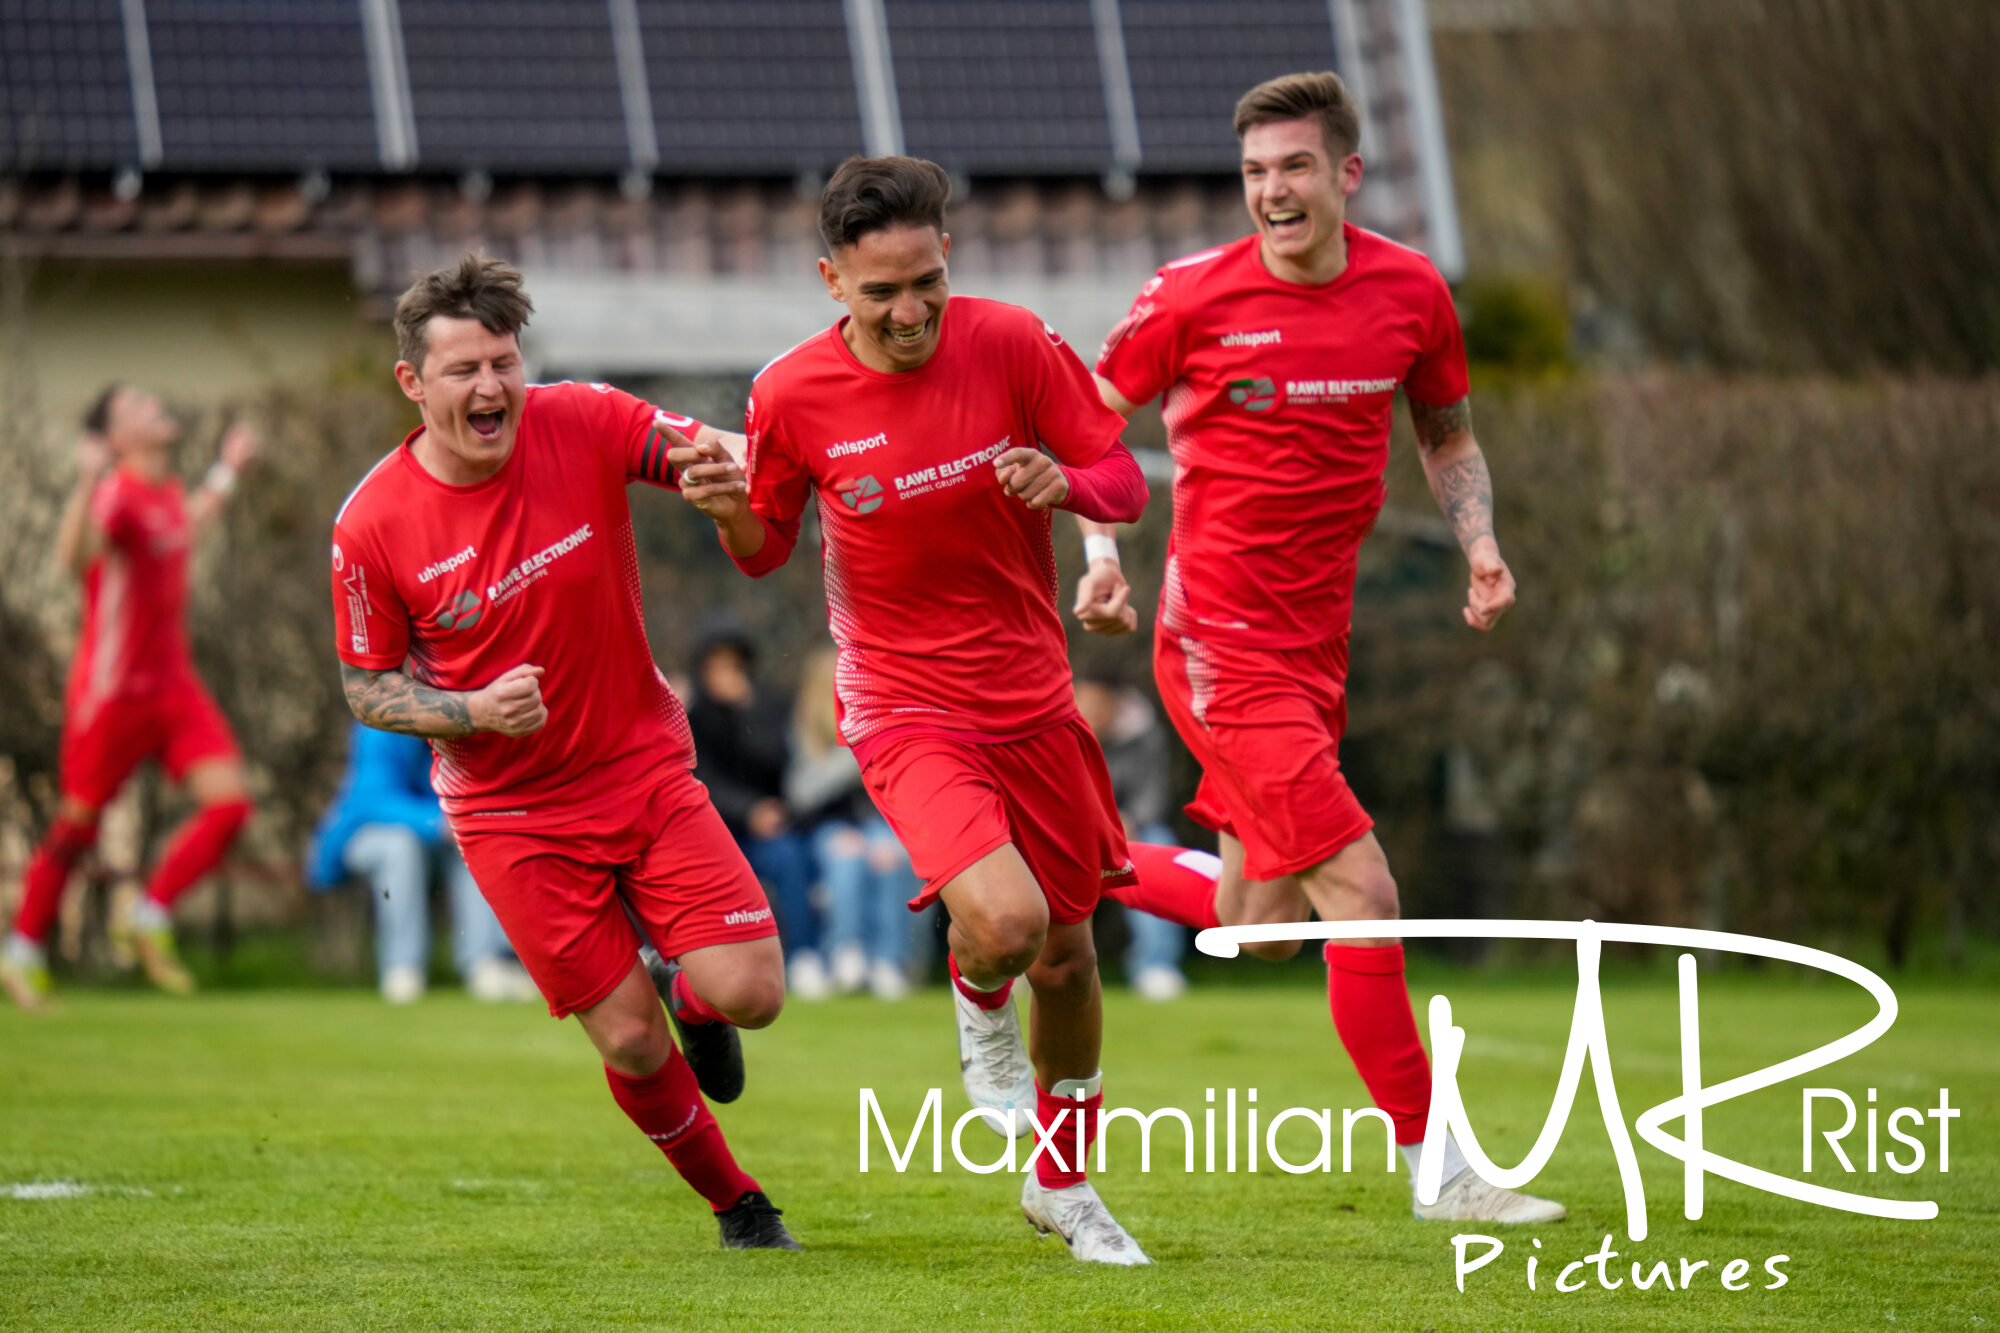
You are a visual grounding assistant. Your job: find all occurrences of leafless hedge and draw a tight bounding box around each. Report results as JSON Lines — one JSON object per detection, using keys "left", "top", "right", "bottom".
{"left": 1435, "top": 0, "right": 2000, "bottom": 373}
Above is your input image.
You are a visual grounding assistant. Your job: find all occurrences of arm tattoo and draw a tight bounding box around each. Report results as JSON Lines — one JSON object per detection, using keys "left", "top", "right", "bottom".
{"left": 1409, "top": 394, "right": 1474, "bottom": 453}
{"left": 340, "top": 663, "right": 477, "bottom": 738}
{"left": 1430, "top": 450, "right": 1496, "bottom": 550}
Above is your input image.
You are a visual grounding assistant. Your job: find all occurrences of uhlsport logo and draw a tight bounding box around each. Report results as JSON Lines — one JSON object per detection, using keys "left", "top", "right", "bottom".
{"left": 839, "top": 475, "right": 886, "bottom": 515}
{"left": 434, "top": 590, "right": 482, "bottom": 632}
{"left": 1227, "top": 376, "right": 1279, "bottom": 413}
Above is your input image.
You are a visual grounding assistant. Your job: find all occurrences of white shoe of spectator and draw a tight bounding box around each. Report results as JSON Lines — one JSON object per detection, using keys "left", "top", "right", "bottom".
{"left": 788, "top": 950, "right": 831, "bottom": 1001}
{"left": 381, "top": 966, "right": 425, "bottom": 1005}
{"left": 830, "top": 943, "right": 868, "bottom": 995}
{"left": 467, "top": 957, "right": 539, "bottom": 1003}
{"left": 1133, "top": 966, "right": 1187, "bottom": 1002}
{"left": 868, "top": 958, "right": 909, "bottom": 1002}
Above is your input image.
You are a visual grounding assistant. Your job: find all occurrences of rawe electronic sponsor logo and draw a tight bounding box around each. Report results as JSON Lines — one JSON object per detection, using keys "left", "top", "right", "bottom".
{"left": 839, "top": 475, "right": 886, "bottom": 515}
{"left": 1227, "top": 376, "right": 1279, "bottom": 413}
{"left": 856, "top": 918, "right": 1956, "bottom": 1300}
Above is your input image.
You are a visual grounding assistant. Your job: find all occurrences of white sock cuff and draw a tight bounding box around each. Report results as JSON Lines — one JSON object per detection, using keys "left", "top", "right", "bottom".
{"left": 1048, "top": 1071, "right": 1103, "bottom": 1100}
{"left": 1401, "top": 1131, "right": 1470, "bottom": 1183}
{"left": 952, "top": 956, "right": 1009, "bottom": 992}
{"left": 4, "top": 932, "right": 46, "bottom": 963}
{"left": 132, "top": 899, "right": 172, "bottom": 930}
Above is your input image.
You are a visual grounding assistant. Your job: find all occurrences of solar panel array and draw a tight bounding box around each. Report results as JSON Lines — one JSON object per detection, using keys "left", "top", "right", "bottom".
{"left": 0, "top": 0, "right": 1365, "bottom": 177}
{"left": 147, "top": 0, "right": 378, "bottom": 171}
{"left": 1, "top": 0, "right": 137, "bottom": 171}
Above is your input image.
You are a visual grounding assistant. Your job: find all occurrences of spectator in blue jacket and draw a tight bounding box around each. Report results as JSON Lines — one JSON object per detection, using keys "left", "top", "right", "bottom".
{"left": 308, "top": 723, "right": 536, "bottom": 1004}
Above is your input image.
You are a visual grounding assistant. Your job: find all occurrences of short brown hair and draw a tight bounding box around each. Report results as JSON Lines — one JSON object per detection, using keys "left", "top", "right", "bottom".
{"left": 393, "top": 253, "right": 534, "bottom": 371}
{"left": 83, "top": 382, "right": 125, "bottom": 435}
{"left": 1233, "top": 71, "right": 1362, "bottom": 160}
{"left": 818, "top": 156, "right": 952, "bottom": 253}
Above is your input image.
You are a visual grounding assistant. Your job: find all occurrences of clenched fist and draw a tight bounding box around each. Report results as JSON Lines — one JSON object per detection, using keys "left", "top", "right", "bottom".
{"left": 471, "top": 663, "right": 548, "bottom": 736}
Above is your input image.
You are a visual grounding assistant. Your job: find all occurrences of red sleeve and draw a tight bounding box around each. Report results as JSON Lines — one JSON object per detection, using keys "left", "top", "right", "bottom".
{"left": 1020, "top": 311, "right": 1129, "bottom": 470}
{"left": 588, "top": 383, "right": 705, "bottom": 489}
{"left": 90, "top": 472, "right": 142, "bottom": 548}
{"left": 732, "top": 384, "right": 812, "bottom": 578}
{"left": 1093, "top": 268, "right": 1180, "bottom": 408}
{"left": 331, "top": 523, "right": 411, "bottom": 670}
{"left": 1403, "top": 266, "right": 1471, "bottom": 407}
{"left": 1056, "top": 440, "right": 1148, "bottom": 524}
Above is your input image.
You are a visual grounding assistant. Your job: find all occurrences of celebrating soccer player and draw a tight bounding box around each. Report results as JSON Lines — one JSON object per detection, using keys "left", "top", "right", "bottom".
{"left": 672, "top": 157, "right": 1153, "bottom": 1265}
{"left": 1075, "top": 72, "right": 1564, "bottom": 1224}
{"left": 327, "top": 255, "right": 799, "bottom": 1250}
{"left": 2, "top": 389, "right": 257, "bottom": 1010}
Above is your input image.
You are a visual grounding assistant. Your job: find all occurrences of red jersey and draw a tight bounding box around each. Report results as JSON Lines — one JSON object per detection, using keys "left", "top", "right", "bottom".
{"left": 1096, "top": 226, "right": 1469, "bottom": 648}
{"left": 742, "top": 296, "right": 1137, "bottom": 749}
{"left": 70, "top": 466, "right": 197, "bottom": 712}
{"left": 330, "top": 382, "right": 699, "bottom": 829}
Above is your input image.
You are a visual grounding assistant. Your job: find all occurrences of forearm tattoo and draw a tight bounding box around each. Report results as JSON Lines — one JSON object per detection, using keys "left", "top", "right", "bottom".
{"left": 340, "top": 663, "right": 477, "bottom": 738}
{"left": 1411, "top": 396, "right": 1494, "bottom": 550}
{"left": 1430, "top": 449, "right": 1496, "bottom": 550}
{"left": 1409, "top": 394, "right": 1474, "bottom": 452}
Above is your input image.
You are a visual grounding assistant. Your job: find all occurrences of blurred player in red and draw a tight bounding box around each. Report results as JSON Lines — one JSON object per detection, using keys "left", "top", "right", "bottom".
{"left": 2, "top": 388, "right": 258, "bottom": 1010}
{"left": 328, "top": 255, "right": 798, "bottom": 1250}
{"left": 1076, "top": 73, "right": 1563, "bottom": 1224}
{"left": 672, "top": 157, "right": 1153, "bottom": 1264}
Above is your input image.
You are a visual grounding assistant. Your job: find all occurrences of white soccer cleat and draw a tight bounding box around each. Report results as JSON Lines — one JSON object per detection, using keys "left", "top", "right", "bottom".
{"left": 953, "top": 983, "right": 1034, "bottom": 1138}
{"left": 1021, "top": 1176, "right": 1152, "bottom": 1266}
{"left": 1413, "top": 1166, "right": 1567, "bottom": 1224}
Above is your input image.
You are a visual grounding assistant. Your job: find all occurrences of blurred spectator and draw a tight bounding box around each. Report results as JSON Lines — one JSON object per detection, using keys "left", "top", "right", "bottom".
{"left": 686, "top": 625, "right": 827, "bottom": 998}
{"left": 786, "top": 647, "right": 919, "bottom": 1001}
{"left": 307, "top": 723, "right": 536, "bottom": 1004}
{"left": 1075, "top": 679, "right": 1188, "bottom": 1001}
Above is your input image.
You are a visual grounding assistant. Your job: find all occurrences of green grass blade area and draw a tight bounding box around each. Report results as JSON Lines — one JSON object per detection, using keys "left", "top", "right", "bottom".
{"left": 2, "top": 975, "right": 1994, "bottom": 1331}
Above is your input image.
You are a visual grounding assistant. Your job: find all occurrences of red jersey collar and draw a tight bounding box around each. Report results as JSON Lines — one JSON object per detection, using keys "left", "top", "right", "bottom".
{"left": 828, "top": 298, "right": 959, "bottom": 383}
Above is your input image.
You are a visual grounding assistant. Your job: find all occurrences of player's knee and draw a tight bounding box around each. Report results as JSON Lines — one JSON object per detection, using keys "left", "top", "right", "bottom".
{"left": 1347, "top": 866, "right": 1399, "bottom": 920}
{"left": 959, "top": 909, "right": 1044, "bottom": 976}
{"left": 55, "top": 796, "right": 101, "bottom": 827}
{"left": 204, "top": 795, "right": 254, "bottom": 834}
{"left": 597, "top": 1015, "right": 671, "bottom": 1073}
{"left": 719, "top": 975, "right": 785, "bottom": 1030}
{"left": 1028, "top": 931, "right": 1097, "bottom": 992}
{"left": 1241, "top": 938, "right": 1304, "bottom": 962}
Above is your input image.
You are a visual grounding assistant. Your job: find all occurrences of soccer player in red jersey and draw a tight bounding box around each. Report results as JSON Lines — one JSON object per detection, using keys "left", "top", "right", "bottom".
{"left": 672, "top": 158, "right": 1153, "bottom": 1265}
{"left": 1076, "top": 73, "right": 1563, "bottom": 1224}
{"left": 328, "top": 255, "right": 798, "bottom": 1250}
{"left": 2, "top": 388, "right": 258, "bottom": 1010}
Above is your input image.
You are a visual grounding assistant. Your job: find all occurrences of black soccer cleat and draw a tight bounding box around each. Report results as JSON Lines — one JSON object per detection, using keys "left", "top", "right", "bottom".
{"left": 644, "top": 945, "right": 746, "bottom": 1104}
{"left": 716, "top": 1190, "right": 802, "bottom": 1251}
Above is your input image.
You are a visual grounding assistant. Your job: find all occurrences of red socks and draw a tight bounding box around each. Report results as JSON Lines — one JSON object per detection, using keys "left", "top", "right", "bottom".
{"left": 670, "top": 969, "right": 727, "bottom": 1026}
{"left": 143, "top": 799, "right": 251, "bottom": 909}
{"left": 1033, "top": 1081, "right": 1105, "bottom": 1189}
{"left": 948, "top": 952, "right": 1014, "bottom": 1010}
{"left": 605, "top": 1050, "right": 758, "bottom": 1211}
{"left": 13, "top": 816, "right": 100, "bottom": 943}
{"left": 1325, "top": 942, "right": 1432, "bottom": 1143}
{"left": 1103, "top": 842, "right": 1221, "bottom": 932}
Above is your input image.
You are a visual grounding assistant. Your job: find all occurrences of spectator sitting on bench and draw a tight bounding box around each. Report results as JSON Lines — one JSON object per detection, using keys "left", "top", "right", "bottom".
{"left": 307, "top": 721, "right": 537, "bottom": 1004}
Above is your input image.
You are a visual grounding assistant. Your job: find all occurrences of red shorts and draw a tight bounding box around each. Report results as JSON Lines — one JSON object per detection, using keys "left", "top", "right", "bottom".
{"left": 454, "top": 768, "right": 777, "bottom": 1018}
{"left": 860, "top": 717, "right": 1135, "bottom": 926}
{"left": 60, "top": 677, "right": 241, "bottom": 809}
{"left": 1154, "top": 625, "right": 1373, "bottom": 882}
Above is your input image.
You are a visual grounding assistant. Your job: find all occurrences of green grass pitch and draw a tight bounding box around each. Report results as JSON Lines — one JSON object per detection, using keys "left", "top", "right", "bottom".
{"left": 2, "top": 967, "right": 1994, "bottom": 1330}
